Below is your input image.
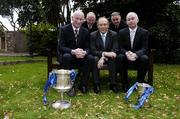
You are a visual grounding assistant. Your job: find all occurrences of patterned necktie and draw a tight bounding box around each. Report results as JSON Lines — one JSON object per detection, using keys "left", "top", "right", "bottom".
{"left": 101, "top": 33, "right": 106, "bottom": 48}
{"left": 74, "top": 29, "right": 78, "bottom": 42}
{"left": 130, "top": 30, "right": 135, "bottom": 48}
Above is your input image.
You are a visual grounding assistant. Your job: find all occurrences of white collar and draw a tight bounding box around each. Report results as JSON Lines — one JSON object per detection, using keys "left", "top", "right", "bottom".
{"left": 100, "top": 32, "right": 107, "bottom": 37}
{"left": 129, "top": 27, "right": 138, "bottom": 32}
{"left": 72, "top": 25, "right": 80, "bottom": 31}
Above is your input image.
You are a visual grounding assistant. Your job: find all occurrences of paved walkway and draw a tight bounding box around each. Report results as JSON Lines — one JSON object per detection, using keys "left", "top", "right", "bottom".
{"left": 0, "top": 52, "right": 38, "bottom": 56}
{"left": 0, "top": 52, "right": 46, "bottom": 65}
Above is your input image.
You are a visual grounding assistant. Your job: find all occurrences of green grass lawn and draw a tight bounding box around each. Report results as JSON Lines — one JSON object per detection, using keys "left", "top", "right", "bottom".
{"left": 0, "top": 63, "right": 179, "bottom": 119}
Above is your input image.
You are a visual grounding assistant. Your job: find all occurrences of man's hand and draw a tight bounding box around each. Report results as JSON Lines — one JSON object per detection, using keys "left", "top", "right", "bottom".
{"left": 125, "top": 51, "right": 138, "bottom": 61}
{"left": 71, "top": 48, "right": 87, "bottom": 58}
{"left": 97, "top": 57, "right": 106, "bottom": 69}
{"left": 102, "top": 52, "right": 117, "bottom": 59}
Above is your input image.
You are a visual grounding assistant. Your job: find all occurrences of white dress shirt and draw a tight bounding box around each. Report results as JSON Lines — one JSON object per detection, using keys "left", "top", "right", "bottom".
{"left": 129, "top": 27, "right": 137, "bottom": 48}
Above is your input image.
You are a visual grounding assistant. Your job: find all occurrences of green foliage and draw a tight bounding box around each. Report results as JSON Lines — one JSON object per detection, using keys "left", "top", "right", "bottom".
{"left": 18, "top": 0, "right": 46, "bottom": 28}
{"left": 0, "top": 63, "right": 180, "bottom": 118}
{"left": 22, "top": 23, "right": 57, "bottom": 55}
{"left": 149, "top": 3, "right": 180, "bottom": 63}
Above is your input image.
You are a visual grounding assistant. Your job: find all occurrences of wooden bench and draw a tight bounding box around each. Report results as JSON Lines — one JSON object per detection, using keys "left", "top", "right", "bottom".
{"left": 47, "top": 49, "right": 155, "bottom": 85}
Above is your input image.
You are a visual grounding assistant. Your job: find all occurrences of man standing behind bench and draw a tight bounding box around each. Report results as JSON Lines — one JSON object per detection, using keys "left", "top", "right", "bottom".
{"left": 58, "top": 10, "right": 92, "bottom": 96}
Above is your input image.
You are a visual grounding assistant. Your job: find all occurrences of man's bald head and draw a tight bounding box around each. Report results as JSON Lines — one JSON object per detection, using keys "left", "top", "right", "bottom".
{"left": 97, "top": 17, "right": 109, "bottom": 33}
{"left": 126, "top": 12, "right": 139, "bottom": 29}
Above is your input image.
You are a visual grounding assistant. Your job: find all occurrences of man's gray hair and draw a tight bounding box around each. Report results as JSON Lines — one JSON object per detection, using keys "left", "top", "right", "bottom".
{"left": 111, "top": 12, "right": 121, "bottom": 17}
{"left": 72, "top": 10, "right": 85, "bottom": 18}
{"left": 86, "top": 12, "right": 96, "bottom": 18}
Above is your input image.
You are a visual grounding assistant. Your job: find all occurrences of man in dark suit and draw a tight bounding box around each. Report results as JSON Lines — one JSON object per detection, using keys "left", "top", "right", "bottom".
{"left": 58, "top": 10, "right": 93, "bottom": 96}
{"left": 117, "top": 12, "right": 149, "bottom": 92}
{"left": 109, "top": 12, "right": 127, "bottom": 33}
{"left": 82, "top": 12, "right": 98, "bottom": 33}
{"left": 90, "top": 17, "right": 119, "bottom": 94}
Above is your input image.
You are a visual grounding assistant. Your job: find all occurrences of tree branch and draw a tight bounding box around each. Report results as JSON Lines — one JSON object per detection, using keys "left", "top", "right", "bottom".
{"left": 0, "top": 21, "right": 9, "bottom": 31}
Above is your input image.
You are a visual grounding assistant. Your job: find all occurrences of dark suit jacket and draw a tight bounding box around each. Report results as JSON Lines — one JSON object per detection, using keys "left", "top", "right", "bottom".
{"left": 58, "top": 23, "right": 90, "bottom": 54}
{"left": 118, "top": 27, "right": 149, "bottom": 57}
{"left": 82, "top": 21, "right": 98, "bottom": 33}
{"left": 109, "top": 21, "right": 127, "bottom": 33}
{"left": 90, "top": 30, "right": 118, "bottom": 58}
{"left": 57, "top": 24, "right": 90, "bottom": 63}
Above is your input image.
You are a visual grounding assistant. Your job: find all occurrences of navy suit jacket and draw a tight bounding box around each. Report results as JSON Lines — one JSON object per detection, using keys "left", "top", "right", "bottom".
{"left": 118, "top": 27, "right": 149, "bottom": 57}
{"left": 90, "top": 30, "right": 118, "bottom": 58}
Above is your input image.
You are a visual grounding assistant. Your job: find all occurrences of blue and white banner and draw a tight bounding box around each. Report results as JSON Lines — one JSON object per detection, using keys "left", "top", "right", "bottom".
{"left": 124, "top": 82, "right": 155, "bottom": 109}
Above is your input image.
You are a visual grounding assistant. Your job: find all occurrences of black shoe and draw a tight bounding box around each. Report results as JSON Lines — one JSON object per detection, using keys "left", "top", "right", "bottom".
{"left": 122, "top": 84, "right": 129, "bottom": 93}
{"left": 110, "top": 84, "right": 119, "bottom": 93}
{"left": 79, "top": 85, "right": 88, "bottom": 93}
{"left": 94, "top": 84, "right": 101, "bottom": 94}
{"left": 67, "top": 87, "right": 76, "bottom": 97}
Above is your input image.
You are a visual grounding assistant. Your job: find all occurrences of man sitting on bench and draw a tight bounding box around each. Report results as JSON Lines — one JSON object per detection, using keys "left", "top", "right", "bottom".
{"left": 58, "top": 10, "right": 93, "bottom": 96}
{"left": 117, "top": 12, "right": 149, "bottom": 92}
{"left": 90, "top": 17, "right": 119, "bottom": 94}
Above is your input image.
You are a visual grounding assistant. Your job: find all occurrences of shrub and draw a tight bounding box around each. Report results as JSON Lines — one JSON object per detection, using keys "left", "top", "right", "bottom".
{"left": 23, "top": 23, "right": 58, "bottom": 55}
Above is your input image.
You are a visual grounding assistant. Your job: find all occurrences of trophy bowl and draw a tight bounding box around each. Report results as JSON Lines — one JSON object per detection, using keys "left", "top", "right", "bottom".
{"left": 52, "top": 69, "right": 73, "bottom": 109}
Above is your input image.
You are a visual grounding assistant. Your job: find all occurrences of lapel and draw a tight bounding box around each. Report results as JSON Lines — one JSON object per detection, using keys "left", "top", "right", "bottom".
{"left": 70, "top": 24, "right": 76, "bottom": 41}
{"left": 132, "top": 27, "right": 140, "bottom": 49}
{"left": 126, "top": 28, "right": 131, "bottom": 49}
{"left": 77, "top": 27, "right": 82, "bottom": 45}
{"left": 105, "top": 30, "right": 111, "bottom": 50}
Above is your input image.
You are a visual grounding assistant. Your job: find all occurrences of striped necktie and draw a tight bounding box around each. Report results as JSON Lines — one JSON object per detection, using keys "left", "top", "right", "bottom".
{"left": 74, "top": 29, "right": 78, "bottom": 42}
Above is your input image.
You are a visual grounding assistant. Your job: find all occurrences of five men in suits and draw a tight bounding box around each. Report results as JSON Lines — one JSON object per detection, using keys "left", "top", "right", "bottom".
{"left": 58, "top": 10, "right": 149, "bottom": 95}
{"left": 58, "top": 10, "right": 93, "bottom": 96}
{"left": 117, "top": 12, "right": 149, "bottom": 92}
{"left": 90, "top": 17, "right": 119, "bottom": 94}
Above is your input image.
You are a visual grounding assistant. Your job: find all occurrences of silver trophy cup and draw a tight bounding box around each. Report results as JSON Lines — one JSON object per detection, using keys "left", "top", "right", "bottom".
{"left": 52, "top": 69, "right": 72, "bottom": 109}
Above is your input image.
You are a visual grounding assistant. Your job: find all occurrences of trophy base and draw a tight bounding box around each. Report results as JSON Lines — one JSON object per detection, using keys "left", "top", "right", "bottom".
{"left": 52, "top": 100, "right": 71, "bottom": 109}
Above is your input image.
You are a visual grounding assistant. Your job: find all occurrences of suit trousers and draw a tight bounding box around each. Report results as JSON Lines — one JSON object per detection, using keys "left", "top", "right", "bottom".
{"left": 117, "top": 54, "right": 149, "bottom": 84}
{"left": 92, "top": 56, "right": 117, "bottom": 85}
{"left": 62, "top": 53, "right": 93, "bottom": 86}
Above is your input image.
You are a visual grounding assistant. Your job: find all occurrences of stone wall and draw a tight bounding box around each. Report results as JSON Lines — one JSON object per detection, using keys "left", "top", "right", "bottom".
{"left": 0, "top": 31, "right": 27, "bottom": 52}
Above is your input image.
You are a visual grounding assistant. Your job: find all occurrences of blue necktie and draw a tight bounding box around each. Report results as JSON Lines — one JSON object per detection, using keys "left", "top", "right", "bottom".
{"left": 101, "top": 34, "right": 106, "bottom": 48}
